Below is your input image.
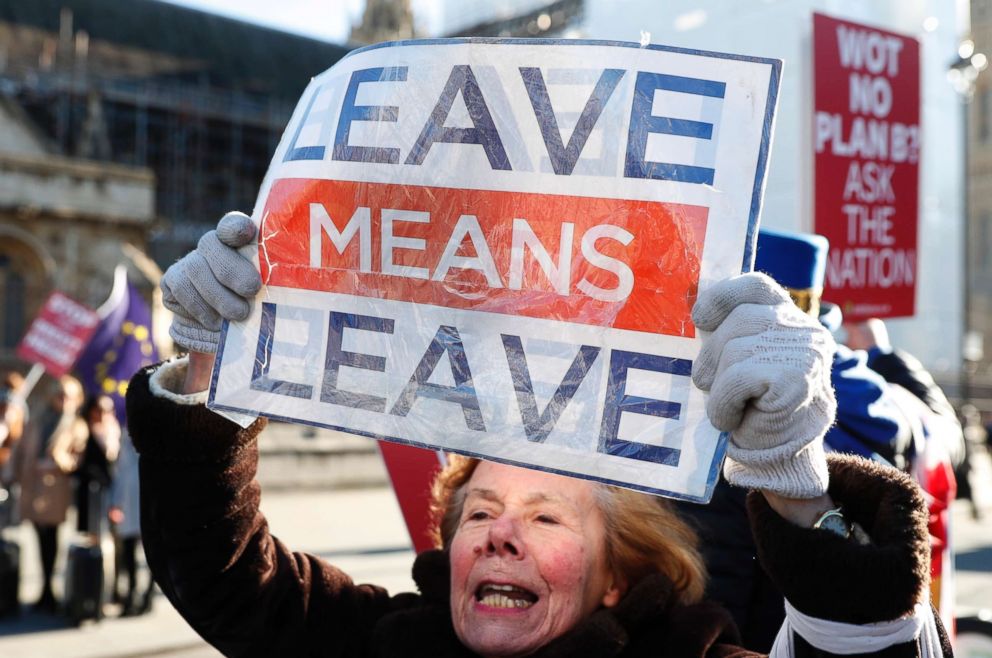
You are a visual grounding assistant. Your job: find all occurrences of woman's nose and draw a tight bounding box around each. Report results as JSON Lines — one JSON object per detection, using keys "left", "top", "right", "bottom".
{"left": 485, "top": 516, "right": 523, "bottom": 558}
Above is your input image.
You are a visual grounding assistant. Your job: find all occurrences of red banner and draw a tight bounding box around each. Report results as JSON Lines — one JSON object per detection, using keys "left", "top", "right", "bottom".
{"left": 377, "top": 443, "right": 443, "bottom": 554}
{"left": 258, "top": 178, "right": 708, "bottom": 337}
{"left": 813, "top": 13, "right": 920, "bottom": 321}
{"left": 17, "top": 292, "right": 100, "bottom": 377}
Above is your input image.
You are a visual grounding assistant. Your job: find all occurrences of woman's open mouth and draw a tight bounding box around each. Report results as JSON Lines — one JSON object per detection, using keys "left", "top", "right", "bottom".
{"left": 475, "top": 583, "right": 539, "bottom": 609}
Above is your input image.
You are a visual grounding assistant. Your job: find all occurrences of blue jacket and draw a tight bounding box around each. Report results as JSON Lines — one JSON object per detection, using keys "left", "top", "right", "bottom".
{"left": 825, "top": 345, "right": 913, "bottom": 469}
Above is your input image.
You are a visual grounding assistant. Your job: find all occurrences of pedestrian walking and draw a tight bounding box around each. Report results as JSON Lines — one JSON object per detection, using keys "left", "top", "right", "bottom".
{"left": 0, "top": 371, "right": 27, "bottom": 525}
{"left": 74, "top": 394, "right": 120, "bottom": 540}
{"left": 12, "top": 375, "right": 87, "bottom": 613}
{"left": 109, "top": 429, "right": 154, "bottom": 616}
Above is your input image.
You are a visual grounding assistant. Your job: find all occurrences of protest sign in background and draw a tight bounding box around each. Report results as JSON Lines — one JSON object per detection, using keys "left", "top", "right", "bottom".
{"left": 16, "top": 292, "right": 100, "bottom": 378}
{"left": 814, "top": 13, "right": 920, "bottom": 321}
{"left": 210, "top": 39, "right": 780, "bottom": 502}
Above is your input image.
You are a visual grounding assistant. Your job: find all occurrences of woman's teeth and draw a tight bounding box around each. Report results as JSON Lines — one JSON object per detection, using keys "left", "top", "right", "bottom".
{"left": 480, "top": 593, "right": 534, "bottom": 608}
{"left": 477, "top": 584, "right": 537, "bottom": 609}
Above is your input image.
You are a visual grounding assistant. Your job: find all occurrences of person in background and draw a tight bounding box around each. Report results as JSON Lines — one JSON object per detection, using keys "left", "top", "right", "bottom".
{"left": 0, "top": 371, "right": 27, "bottom": 484}
{"left": 843, "top": 317, "right": 964, "bottom": 622}
{"left": 0, "top": 371, "right": 27, "bottom": 528}
{"left": 75, "top": 394, "right": 120, "bottom": 541}
{"left": 13, "top": 375, "right": 87, "bottom": 612}
{"left": 845, "top": 318, "right": 965, "bottom": 468}
{"left": 675, "top": 228, "right": 917, "bottom": 651}
{"left": 846, "top": 317, "right": 970, "bottom": 498}
{"left": 957, "top": 404, "right": 986, "bottom": 520}
{"left": 748, "top": 230, "right": 915, "bottom": 469}
{"left": 985, "top": 412, "right": 992, "bottom": 451}
{"left": 846, "top": 319, "right": 960, "bottom": 420}
{"left": 109, "top": 429, "right": 154, "bottom": 616}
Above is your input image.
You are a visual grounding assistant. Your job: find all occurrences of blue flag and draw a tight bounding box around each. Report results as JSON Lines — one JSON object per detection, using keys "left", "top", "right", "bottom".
{"left": 76, "top": 265, "right": 159, "bottom": 425}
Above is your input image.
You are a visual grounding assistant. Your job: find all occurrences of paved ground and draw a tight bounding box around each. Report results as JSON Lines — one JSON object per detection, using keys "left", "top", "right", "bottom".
{"left": 0, "top": 486, "right": 416, "bottom": 658}
{"left": 1, "top": 453, "right": 990, "bottom": 657}
{"left": 952, "top": 445, "right": 992, "bottom": 618}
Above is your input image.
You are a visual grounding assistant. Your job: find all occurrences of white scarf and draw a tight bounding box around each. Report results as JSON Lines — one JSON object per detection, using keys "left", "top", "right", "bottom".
{"left": 770, "top": 596, "right": 941, "bottom": 658}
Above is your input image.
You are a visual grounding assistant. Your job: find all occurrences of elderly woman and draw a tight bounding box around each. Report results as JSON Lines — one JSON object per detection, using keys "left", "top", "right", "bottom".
{"left": 127, "top": 214, "right": 946, "bottom": 657}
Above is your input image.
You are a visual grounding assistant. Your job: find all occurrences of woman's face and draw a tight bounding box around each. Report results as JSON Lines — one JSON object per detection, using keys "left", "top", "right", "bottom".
{"left": 52, "top": 379, "right": 82, "bottom": 414}
{"left": 89, "top": 396, "right": 115, "bottom": 424}
{"left": 449, "top": 461, "right": 623, "bottom": 657}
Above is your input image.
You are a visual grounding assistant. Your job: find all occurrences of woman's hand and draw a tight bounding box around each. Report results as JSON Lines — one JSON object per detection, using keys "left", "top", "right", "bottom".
{"left": 691, "top": 272, "right": 837, "bottom": 501}
{"left": 160, "top": 212, "right": 261, "bottom": 355}
{"left": 761, "top": 490, "right": 836, "bottom": 528}
{"left": 109, "top": 506, "right": 124, "bottom": 525}
{"left": 184, "top": 352, "right": 217, "bottom": 394}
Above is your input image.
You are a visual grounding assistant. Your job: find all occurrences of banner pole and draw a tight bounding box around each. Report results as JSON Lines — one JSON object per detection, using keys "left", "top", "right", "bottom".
{"left": 14, "top": 363, "right": 46, "bottom": 406}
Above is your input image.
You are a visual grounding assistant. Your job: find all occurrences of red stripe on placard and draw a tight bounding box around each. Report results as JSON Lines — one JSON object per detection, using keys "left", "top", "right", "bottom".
{"left": 259, "top": 178, "right": 706, "bottom": 337}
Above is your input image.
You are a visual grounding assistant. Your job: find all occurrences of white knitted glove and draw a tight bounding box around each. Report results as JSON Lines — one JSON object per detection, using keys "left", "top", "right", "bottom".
{"left": 161, "top": 212, "right": 261, "bottom": 353}
{"left": 692, "top": 272, "right": 836, "bottom": 498}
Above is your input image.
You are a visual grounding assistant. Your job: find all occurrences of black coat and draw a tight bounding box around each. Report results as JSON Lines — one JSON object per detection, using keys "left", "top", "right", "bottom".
{"left": 867, "top": 349, "right": 958, "bottom": 421}
{"left": 675, "top": 480, "right": 783, "bottom": 652}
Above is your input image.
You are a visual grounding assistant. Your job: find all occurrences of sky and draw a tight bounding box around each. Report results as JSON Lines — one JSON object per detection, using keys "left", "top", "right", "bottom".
{"left": 158, "top": 0, "right": 440, "bottom": 44}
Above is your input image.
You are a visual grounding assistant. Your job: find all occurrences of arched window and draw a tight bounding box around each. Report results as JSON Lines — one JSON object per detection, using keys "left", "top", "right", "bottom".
{"left": 0, "top": 233, "right": 50, "bottom": 358}
{"left": 0, "top": 253, "right": 27, "bottom": 350}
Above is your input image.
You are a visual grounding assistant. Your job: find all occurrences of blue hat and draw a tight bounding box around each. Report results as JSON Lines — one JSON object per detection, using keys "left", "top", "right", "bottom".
{"left": 754, "top": 228, "right": 829, "bottom": 290}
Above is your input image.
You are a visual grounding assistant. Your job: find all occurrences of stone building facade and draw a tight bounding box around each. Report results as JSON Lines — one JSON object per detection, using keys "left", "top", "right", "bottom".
{"left": 968, "top": 0, "right": 992, "bottom": 407}
{"left": 0, "top": 0, "right": 350, "bottom": 374}
{"left": 0, "top": 97, "right": 157, "bottom": 369}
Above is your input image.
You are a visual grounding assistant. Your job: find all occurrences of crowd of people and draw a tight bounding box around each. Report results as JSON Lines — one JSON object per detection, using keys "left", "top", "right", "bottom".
{"left": 0, "top": 371, "right": 154, "bottom": 620}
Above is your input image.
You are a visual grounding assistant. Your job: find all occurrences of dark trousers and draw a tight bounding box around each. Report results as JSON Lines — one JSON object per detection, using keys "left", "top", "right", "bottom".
{"left": 119, "top": 537, "right": 137, "bottom": 601}
{"left": 115, "top": 536, "right": 154, "bottom": 611}
{"left": 33, "top": 523, "right": 57, "bottom": 598}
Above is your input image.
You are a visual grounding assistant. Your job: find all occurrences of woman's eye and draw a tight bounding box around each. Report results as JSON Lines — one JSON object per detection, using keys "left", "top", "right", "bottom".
{"left": 536, "top": 514, "right": 558, "bottom": 525}
{"left": 467, "top": 510, "right": 490, "bottom": 521}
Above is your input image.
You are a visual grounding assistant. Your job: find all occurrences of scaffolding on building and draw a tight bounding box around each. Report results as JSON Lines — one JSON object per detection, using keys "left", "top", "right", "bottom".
{"left": 0, "top": 0, "right": 349, "bottom": 266}
{"left": 2, "top": 64, "right": 292, "bottom": 264}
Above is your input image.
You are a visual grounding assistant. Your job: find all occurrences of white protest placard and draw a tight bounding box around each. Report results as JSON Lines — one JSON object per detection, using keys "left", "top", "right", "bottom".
{"left": 209, "top": 39, "right": 780, "bottom": 502}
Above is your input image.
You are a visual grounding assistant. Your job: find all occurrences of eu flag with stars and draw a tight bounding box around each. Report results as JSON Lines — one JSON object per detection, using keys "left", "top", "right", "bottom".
{"left": 76, "top": 265, "right": 159, "bottom": 425}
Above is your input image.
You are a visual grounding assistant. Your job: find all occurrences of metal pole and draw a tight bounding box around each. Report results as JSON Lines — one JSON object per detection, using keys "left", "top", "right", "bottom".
{"left": 962, "top": 95, "right": 972, "bottom": 412}
{"left": 12, "top": 362, "right": 46, "bottom": 407}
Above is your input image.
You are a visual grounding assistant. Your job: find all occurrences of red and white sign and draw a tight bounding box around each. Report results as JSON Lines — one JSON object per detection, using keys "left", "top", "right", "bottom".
{"left": 17, "top": 292, "right": 100, "bottom": 377}
{"left": 814, "top": 13, "right": 920, "bottom": 321}
{"left": 209, "top": 40, "right": 780, "bottom": 502}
